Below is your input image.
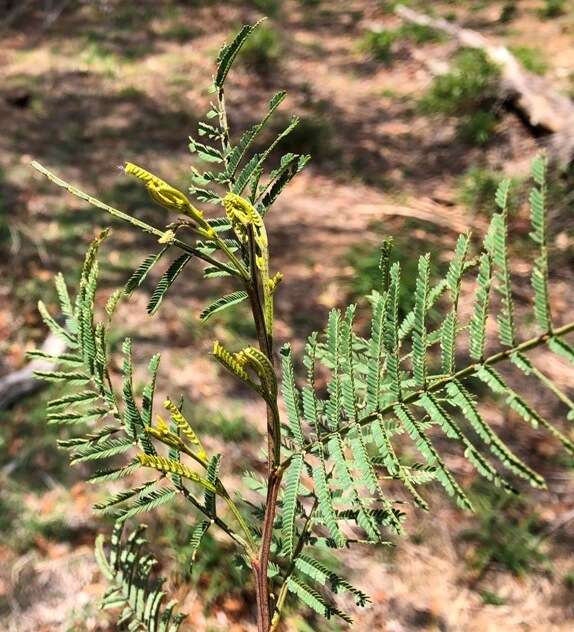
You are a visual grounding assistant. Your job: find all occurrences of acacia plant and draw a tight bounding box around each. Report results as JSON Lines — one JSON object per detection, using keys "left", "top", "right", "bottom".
{"left": 31, "top": 22, "right": 574, "bottom": 631}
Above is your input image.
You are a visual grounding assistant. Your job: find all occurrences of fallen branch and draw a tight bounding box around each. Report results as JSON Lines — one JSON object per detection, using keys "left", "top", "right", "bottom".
{"left": 0, "top": 333, "right": 66, "bottom": 409}
{"left": 396, "top": 4, "right": 574, "bottom": 164}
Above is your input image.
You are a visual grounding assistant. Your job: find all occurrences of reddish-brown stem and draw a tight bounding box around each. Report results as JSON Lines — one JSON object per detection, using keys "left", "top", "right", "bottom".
{"left": 256, "top": 467, "right": 283, "bottom": 631}
{"left": 243, "top": 220, "right": 285, "bottom": 631}
{"left": 252, "top": 559, "right": 265, "bottom": 632}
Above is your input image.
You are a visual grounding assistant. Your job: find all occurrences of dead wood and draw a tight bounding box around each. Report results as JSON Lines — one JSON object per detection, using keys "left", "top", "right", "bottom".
{"left": 396, "top": 5, "right": 574, "bottom": 165}
{"left": 0, "top": 333, "right": 66, "bottom": 410}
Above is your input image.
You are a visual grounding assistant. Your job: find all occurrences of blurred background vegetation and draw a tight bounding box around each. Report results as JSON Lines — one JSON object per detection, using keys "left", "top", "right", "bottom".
{"left": 1, "top": 1, "right": 574, "bottom": 630}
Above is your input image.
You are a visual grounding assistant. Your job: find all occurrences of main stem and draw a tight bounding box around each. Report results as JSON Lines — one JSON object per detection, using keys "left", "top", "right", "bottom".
{"left": 245, "top": 243, "right": 283, "bottom": 632}
{"left": 214, "top": 82, "right": 282, "bottom": 630}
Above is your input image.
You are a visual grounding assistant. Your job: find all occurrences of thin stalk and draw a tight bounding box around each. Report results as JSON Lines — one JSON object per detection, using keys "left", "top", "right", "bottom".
{"left": 179, "top": 485, "right": 251, "bottom": 552}
{"left": 247, "top": 225, "right": 273, "bottom": 357}
{"left": 31, "top": 161, "right": 242, "bottom": 278}
{"left": 514, "top": 355, "right": 574, "bottom": 414}
{"left": 253, "top": 561, "right": 266, "bottom": 632}
{"left": 220, "top": 488, "right": 257, "bottom": 555}
{"left": 217, "top": 87, "right": 232, "bottom": 165}
{"left": 247, "top": 271, "right": 282, "bottom": 630}
{"left": 245, "top": 225, "right": 278, "bottom": 471}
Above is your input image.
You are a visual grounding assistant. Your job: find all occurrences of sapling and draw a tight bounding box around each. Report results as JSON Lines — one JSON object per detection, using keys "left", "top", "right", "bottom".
{"left": 31, "top": 21, "right": 574, "bottom": 631}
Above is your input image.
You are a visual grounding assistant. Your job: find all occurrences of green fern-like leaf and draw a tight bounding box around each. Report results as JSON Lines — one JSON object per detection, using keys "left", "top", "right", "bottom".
{"left": 259, "top": 153, "right": 310, "bottom": 212}
{"left": 486, "top": 179, "right": 516, "bottom": 347}
{"left": 548, "top": 337, "right": 574, "bottom": 367}
{"left": 446, "top": 380, "right": 545, "bottom": 487}
{"left": 384, "top": 264, "right": 401, "bottom": 399}
{"left": 394, "top": 404, "right": 473, "bottom": 511}
{"left": 199, "top": 290, "right": 248, "bottom": 322}
{"left": 412, "top": 254, "right": 430, "bottom": 386}
{"left": 417, "top": 392, "right": 514, "bottom": 492}
{"left": 325, "top": 309, "right": 343, "bottom": 431}
{"left": 226, "top": 90, "right": 286, "bottom": 178}
{"left": 371, "top": 416, "right": 430, "bottom": 510}
{"left": 366, "top": 290, "right": 386, "bottom": 414}
{"left": 95, "top": 521, "right": 186, "bottom": 631}
{"left": 93, "top": 480, "right": 158, "bottom": 514}
{"left": 529, "top": 154, "right": 552, "bottom": 332}
{"left": 121, "top": 339, "right": 155, "bottom": 456}
{"left": 124, "top": 248, "right": 168, "bottom": 295}
{"left": 71, "top": 436, "right": 134, "bottom": 465}
{"left": 441, "top": 233, "right": 469, "bottom": 373}
{"left": 188, "top": 520, "right": 211, "bottom": 566}
{"left": 147, "top": 254, "right": 193, "bottom": 315}
{"left": 469, "top": 253, "right": 492, "bottom": 360}
{"left": 280, "top": 344, "right": 304, "bottom": 446}
{"left": 37, "top": 300, "right": 76, "bottom": 345}
{"left": 286, "top": 575, "right": 353, "bottom": 625}
{"left": 312, "top": 444, "right": 346, "bottom": 547}
{"left": 215, "top": 20, "right": 264, "bottom": 88}
{"left": 118, "top": 486, "right": 178, "bottom": 522}
{"left": 294, "top": 555, "right": 371, "bottom": 606}
{"left": 54, "top": 271, "right": 74, "bottom": 319}
{"left": 281, "top": 453, "right": 304, "bottom": 559}
{"left": 232, "top": 116, "right": 300, "bottom": 195}
{"left": 477, "top": 365, "right": 574, "bottom": 454}
{"left": 204, "top": 454, "right": 221, "bottom": 515}
{"left": 328, "top": 433, "right": 380, "bottom": 541}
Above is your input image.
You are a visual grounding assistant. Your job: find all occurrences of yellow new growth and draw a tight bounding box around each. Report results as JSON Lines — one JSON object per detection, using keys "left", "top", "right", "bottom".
{"left": 268, "top": 272, "right": 283, "bottom": 295}
{"left": 158, "top": 229, "right": 176, "bottom": 244}
{"left": 144, "top": 415, "right": 187, "bottom": 457}
{"left": 155, "top": 415, "right": 170, "bottom": 435}
{"left": 237, "top": 346, "right": 277, "bottom": 401}
{"left": 213, "top": 341, "right": 277, "bottom": 403}
{"left": 124, "top": 162, "right": 214, "bottom": 237}
{"left": 222, "top": 193, "right": 276, "bottom": 336}
{"left": 213, "top": 340, "right": 251, "bottom": 383}
{"left": 137, "top": 453, "right": 216, "bottom": 492}
{"left": 164, "top": 398, "right": 208, "bottom": 463}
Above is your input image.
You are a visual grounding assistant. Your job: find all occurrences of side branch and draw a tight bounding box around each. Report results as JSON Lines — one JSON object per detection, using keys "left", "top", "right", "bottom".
{"left": 31, "top": 162, "right": 242, "bottom": 278}
{"left": 285, "top": 320, "right": 574, "bottom": 466}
